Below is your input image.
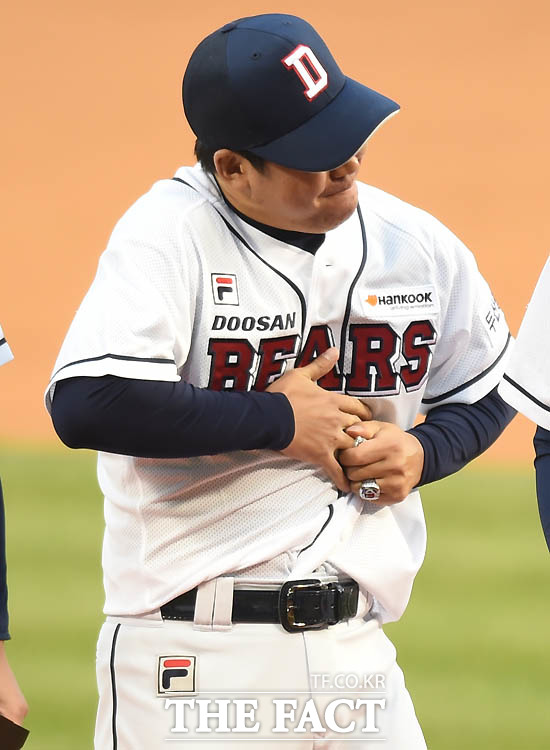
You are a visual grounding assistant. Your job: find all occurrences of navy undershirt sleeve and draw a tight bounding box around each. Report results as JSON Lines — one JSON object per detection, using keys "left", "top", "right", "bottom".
{"left": 0, "top": 480, "right": 10, "bottom": 640}
{"left": 409, "top": 386, "right": 516, "bottom": 487}
{"left": 53, "top": 376, "right": 515, "bottom": 489}
{"left": 533, "top": 425, "right": 550, "bottom": 551}
{"left": 51, "top": 375, "right": 295, "bottom": 458}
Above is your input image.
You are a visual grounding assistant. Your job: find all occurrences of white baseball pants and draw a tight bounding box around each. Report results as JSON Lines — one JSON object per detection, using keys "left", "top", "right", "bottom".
{"left": 94, "top": 585, "right": 427, "bottom": 749}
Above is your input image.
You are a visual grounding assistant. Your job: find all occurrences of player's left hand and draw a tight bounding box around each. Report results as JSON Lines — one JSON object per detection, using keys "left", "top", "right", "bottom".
{"left": 340, "top": 421, "right": 424, "bottom": 505}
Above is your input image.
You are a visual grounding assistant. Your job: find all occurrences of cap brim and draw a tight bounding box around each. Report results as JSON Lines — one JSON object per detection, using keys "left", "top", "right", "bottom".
{"left": 249, "top": 77, "right": 399, "bottom": 172}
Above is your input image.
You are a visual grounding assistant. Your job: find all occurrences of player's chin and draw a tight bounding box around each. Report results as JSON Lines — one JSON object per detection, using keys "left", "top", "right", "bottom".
{"left": 318, "top": 185, "right": 359, "bottom": 230}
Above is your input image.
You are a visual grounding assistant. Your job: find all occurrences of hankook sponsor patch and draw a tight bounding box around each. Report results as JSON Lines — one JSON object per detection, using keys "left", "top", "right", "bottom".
{"left": 361, "top": 286, "right": 438, "bottom": 317}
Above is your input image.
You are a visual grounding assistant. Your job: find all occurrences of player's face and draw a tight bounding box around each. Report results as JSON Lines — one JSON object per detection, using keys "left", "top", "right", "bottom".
{"left": 246, "top": 148, "right": 365, "bottom": 233}
{"left": 215, "top": 146, "right": 366, "bottom": 234}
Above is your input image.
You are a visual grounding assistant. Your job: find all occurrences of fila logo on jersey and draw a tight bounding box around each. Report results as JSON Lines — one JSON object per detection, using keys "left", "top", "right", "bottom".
{"left": 282, "top": 44, "right": 329, "bottom": 100}
{"left": 212, "top": 274, "right": 239, "bottom": 305}
{"left": 158, "top": 656, "right": 197, "bottom": 695}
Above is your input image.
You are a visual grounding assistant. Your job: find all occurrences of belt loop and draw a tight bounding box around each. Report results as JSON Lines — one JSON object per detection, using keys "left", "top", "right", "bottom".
{"left": 193, "top": 579, "right": 217, "bottom": 631}
{"left": 212, "top": 577, "right": 234, "bottom": 631}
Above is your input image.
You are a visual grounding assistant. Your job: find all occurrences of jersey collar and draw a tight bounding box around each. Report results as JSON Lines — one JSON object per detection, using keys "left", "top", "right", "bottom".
{"left": 215, "top": 178, "right": 325, "bottom": 255}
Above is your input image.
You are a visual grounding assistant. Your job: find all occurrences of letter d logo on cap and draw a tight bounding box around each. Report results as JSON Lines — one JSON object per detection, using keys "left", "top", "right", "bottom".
{"left": 282, "top": 44, "right": 329, "bottom": 100}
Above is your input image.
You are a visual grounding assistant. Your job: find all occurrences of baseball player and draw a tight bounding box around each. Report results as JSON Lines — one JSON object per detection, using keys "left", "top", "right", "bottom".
{"left": 0, "top": 324, "right": 29, "bottom": 749}
{"left": 46, "top": 14, "right": 515, "bottom": 749}
{"left": 499, "top": 257, "right": 550, "bottom": 550}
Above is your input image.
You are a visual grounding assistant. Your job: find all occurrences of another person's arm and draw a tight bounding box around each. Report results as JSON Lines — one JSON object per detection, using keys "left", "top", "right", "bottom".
{"left": 533, "top": 426, "right": 550, "bottom": 550}
{"left": 0, "top": 487, "right": 28, "bottom": 730}
{"left": 0, "top": 331, "right": 29, "bottom": 737}
{"left": 498, "top": 257, "right": 550, "bottom": 551}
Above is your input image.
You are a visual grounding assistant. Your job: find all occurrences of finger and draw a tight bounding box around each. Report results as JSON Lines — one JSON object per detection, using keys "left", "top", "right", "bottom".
{"left": 344, "top": 458, "right": 389, "bottom": 481}
{"left": 334, "top": 430, "right": 363, "bottom": 452}
{"left": 338, "top": 435, "right": 373, "bottom": 466}
{"left": 340, "top": 413, "right": 367, "bottom": 432}
{"left": 296, "top": 347, "right": 339, "bottom": 382}
{"left": 339, "top": 438, "right": 388, "bottom": 467}
{"left": 323, "top": 455, "right": 351, "bottom": 492}
{"left": 338, "top": 424, "right": 380, "bottom": 466}
{"left": 344, "top": 421, "right": 382, "bottom": 441}
{"left": 337, "top": 420, "right": 380, "bottom": 450}
{"left": 336, "top": 396, "right": 372, "bottom": 421}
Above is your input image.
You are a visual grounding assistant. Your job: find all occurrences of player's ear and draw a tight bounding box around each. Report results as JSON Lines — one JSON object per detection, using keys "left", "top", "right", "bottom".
{"left": 213, "top": 150, "right": 248, "bottom": 182}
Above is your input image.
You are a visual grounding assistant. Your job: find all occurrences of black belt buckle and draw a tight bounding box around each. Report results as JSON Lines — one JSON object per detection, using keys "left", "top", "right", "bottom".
{"left": 278, "top": 579, "right": 357, "bottom": 633}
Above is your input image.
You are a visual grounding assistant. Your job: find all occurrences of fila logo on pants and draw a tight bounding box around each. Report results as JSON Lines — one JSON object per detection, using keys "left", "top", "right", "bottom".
{"left": 158, "top": 656, "right": 197, "bottom": 695}
{"left": 282, "top": 44, "right": 329, "bottom": 100}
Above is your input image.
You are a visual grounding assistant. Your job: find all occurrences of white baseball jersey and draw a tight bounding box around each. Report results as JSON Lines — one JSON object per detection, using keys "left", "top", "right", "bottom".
{"left": 499, "top": 256, "right": 550, "bottom": 428}
{"left": 45, "top": 164, "right": 510, "bottom": 623}
{"left": 0, "top": 323, "right": 13, "bottom": 367}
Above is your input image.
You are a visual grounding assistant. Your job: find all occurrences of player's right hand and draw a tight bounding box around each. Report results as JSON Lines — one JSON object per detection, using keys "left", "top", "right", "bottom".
{"left": 266, "top": 347, "right": 371, "bottom": 491}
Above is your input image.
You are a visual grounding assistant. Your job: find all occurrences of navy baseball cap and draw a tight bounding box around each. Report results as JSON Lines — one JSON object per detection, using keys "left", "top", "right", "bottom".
{"left": 183, "top": 14, "right": 399, "bottom": 172}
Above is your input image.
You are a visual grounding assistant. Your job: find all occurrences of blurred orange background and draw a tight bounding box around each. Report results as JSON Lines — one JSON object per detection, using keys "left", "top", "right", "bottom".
{"left": 1, "top": 0, "right": 548, "bottom": 464}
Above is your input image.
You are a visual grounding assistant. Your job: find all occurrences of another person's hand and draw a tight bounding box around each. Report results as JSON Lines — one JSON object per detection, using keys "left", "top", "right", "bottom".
{"left": 267, "top": 348, "right": 371, "bottom": 491}
{"left": 0, "top": 641, "right": 28, "bottom": 726}
{"left": 340, "top": 421, "right": 424, "bottom": 504}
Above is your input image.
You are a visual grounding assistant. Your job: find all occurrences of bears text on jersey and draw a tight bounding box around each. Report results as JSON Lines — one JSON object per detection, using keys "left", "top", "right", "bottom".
{"left": 207, "top": 320, "right": 437, "bottom": 395}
